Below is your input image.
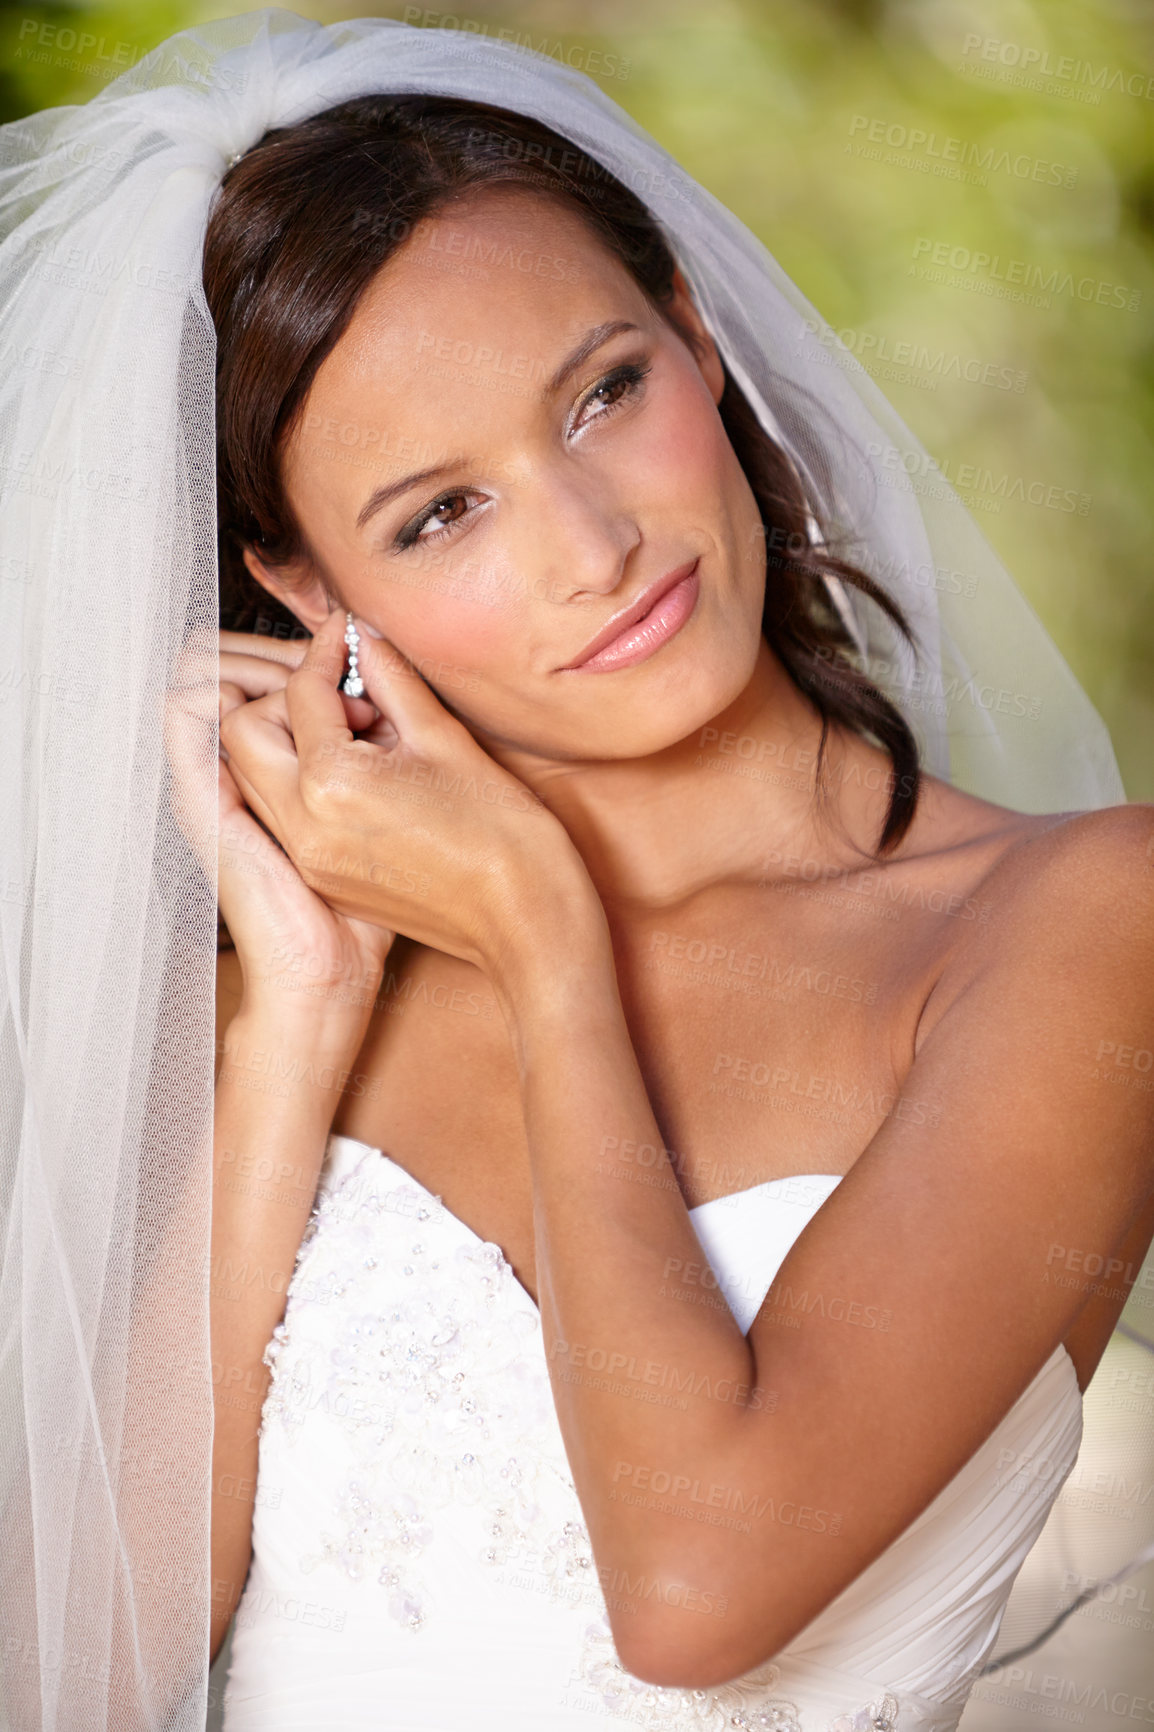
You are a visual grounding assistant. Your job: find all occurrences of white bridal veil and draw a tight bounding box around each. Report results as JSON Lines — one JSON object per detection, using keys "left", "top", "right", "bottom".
{"left": 0, "top": 8, "right": 1132, "bottom": 1728}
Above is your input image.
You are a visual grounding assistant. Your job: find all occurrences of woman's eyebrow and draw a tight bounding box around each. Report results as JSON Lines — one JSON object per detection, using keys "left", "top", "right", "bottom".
{"left": 357, "top": 461, "right": 466, "bottom": 531}
{"left": 543, "top": 318, "right": 641, "bottom": 396}
{"left": 355, "top": 320, "right": 643, "bottom": 533}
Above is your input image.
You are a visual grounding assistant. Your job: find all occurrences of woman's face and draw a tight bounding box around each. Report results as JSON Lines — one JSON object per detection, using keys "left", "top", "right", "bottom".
{"left": 260, "top": 183, "right": 769, "bottom": 763}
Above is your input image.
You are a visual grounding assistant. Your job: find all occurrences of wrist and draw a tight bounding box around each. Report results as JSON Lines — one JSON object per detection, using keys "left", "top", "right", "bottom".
{"left": 220, "top": 1000, "right": 372, "bottom": 1084}
{"left": 232, "top": 936, "right": 384, "bottom": 1028}
{"left": 487, "top": 881, "right": 617, "bottom": 1029}
{"left": 239, "top": 972, "right": 381, "bottom": 1029}
{"left": 235, "top": 937, "right": 384, "bottom": 1021}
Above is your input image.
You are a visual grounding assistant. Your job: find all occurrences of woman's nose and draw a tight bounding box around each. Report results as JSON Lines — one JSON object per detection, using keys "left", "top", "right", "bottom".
{"left": 517, "top": 469, "right": 642, "bottom": 606}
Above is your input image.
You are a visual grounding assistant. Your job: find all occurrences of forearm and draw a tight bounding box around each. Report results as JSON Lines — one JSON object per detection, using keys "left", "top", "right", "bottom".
{"left": 209, "top": 1004, "right": 369, "bottom": 1658}
{"left": 495, "top": 914, "right": 768, "bottom": 1630}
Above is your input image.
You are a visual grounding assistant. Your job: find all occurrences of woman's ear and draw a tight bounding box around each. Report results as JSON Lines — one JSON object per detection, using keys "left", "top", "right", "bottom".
{"left": 241, "top": 543, "right": 334, "bottom": 635}
{"left": 667, "top": 266, "right": 726, "bottom": 406}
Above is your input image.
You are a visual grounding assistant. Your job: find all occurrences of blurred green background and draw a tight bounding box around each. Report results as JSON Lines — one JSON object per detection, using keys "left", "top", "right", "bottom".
{"left": 3, "top": 0, "right": 1151, "bottom": 797}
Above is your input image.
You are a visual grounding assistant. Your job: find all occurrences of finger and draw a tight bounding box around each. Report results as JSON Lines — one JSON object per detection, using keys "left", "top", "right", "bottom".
{"left": 219, "top": 650, "right": 297, "bottom": 703}
{"left": 217, "top": 762, "right": 304, "bottom": 901}
{"left": 220, "top": 686, "right": 296, "bottom": 758}
{"left": 218, "top": 682, "right": 247, "bottom": 753}
{"left": 354, "top": 617, "right": 460, "bottom": 739}
{"left": 286, "top": 610, "right": 454, "bottom": 772}
{"left": 222, "top": 662, "right": 378, "bottom": 750}
{"left": 163, "top": 686, "right": 218, "bottom": 877}
{"left": 219, "top": 679, "right": 283, "bottom": 766}
{"left": 217, "top": 755, "right": 250, "bottom": 821}
{"left": 218, "top": 760, "right": 289, "bottom": 862}
{"left": 282, "top": 607, "right": 358, "bottom": 769}
{"left": 170, "top": 626, "right": 221, "bottom": 695}
{"left": 219, "top": 629, "right": 311, "bottom": 670}
{"left": 219, "top": 689, "right": 304, "bottom": 842}
{"left": 224, "top": 755, "right": 289, "bottom": 845}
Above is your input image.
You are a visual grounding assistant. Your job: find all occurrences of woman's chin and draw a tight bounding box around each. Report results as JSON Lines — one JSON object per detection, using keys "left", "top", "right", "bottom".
{"left": 541, "top": 692, "right": 756, "bottom": 763}
{"left": 450, "top": 632, "right": 761, "bottom": 765}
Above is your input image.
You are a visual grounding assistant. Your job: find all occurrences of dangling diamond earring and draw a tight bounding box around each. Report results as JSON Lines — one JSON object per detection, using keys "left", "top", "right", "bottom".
{"left": 341, "top": 611, "right": 364, "bottom": 697}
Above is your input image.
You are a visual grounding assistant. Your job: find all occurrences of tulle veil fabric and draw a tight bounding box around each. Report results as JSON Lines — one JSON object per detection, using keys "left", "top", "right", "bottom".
{"left": 0, "top": 9, "right": 1127, "bottom": 1728}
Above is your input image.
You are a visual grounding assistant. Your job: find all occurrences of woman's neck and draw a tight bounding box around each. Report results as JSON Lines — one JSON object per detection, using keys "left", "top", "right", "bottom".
{"left": 480, "top": 640, "right": 900, "bottom": 913}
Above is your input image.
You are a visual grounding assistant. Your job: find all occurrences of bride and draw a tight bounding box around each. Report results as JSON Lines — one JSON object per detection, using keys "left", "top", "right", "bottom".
{"left": 205, "top": 79, "right": 1154, "bottom": 1732}
{"left": 1, "top": 13, "right": 1151, "bottom": 1731}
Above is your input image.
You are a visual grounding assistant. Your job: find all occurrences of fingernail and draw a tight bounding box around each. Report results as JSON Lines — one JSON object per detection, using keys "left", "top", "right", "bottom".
{"left": 356, "top": 615, "right": 384, "bottom": 639}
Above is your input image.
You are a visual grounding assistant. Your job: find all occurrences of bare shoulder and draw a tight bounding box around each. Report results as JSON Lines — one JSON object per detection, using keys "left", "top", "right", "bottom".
{"left": 963, "top": 797, "right": 1154, "bottom": 931}
{"left": 917, "top": 793, "right": 1154, "bottom": 1045}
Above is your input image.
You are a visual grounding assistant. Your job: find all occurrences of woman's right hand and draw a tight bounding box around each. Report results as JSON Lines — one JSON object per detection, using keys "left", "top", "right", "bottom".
{"left": 167, "top": 628, "right": 396, "bottom": 1030}
{"left": 187, "top": 632, "right": 396, "bottom": 1667}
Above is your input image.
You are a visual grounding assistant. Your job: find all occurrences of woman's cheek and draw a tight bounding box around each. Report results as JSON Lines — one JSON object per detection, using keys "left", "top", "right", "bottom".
{"left": 624, "top": 375, "right": 730, "bottom": 507}
{"left": 638, "top": 371, "right": 761, "bottom": 558}
{"left": 355, "top": 562, "right": 519, "bottom": 688}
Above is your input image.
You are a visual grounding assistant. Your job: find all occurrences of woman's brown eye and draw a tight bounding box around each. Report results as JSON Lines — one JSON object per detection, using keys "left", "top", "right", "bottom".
{"left": 592, "top": 379, "right": 625, "bottom": 409}
{"left": 578, "top": 359, "right": 651, "bottom": 426}
{"left": 422, "top": 495, "right": 467, "bottom": 535}
{"left": 394, "top": 491, "right": 475, "bottom": 551}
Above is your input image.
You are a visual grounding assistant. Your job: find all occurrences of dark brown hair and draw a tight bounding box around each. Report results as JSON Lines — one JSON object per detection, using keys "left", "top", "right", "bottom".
{"left": 203, "top": 93, "right": 922, "bottom": 852}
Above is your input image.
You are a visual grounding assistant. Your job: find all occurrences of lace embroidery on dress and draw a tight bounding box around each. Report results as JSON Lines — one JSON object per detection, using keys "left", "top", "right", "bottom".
{"left": 827, "top": 1702, "right": 901, "bottom": 1732}
{"left": 577, "top": 1617, "right": 901, "bottom": 1731}
{"left": 259, "top": 1152, "right": 906, "bottom": 1732}
{"left": 260, "top": 1158, "right": 577, "bottom": 1633}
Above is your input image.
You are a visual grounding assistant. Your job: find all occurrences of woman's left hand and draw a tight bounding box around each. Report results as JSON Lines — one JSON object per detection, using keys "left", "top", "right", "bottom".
{"left": 218, "top": 608, "right": 603, "bottom": 988}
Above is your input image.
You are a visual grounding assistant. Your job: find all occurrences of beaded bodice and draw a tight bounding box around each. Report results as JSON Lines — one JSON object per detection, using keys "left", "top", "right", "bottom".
{"left": 222, "top": 1134, "right": 1083, "bottom": 1732}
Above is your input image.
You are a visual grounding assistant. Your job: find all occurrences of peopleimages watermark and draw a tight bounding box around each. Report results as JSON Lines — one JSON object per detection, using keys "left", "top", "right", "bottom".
{"left": 645, "top": 925, "right": 880, "bottom": 1004}
{"left": 1042, "top": 1240, "right": 1154, "bottom": 1309}
{"left": 1058, "top": 1571, "right": 1154, "bottom": 1627}
{"left": 847, "top": 115, "right": 1079, "bottom": 188}
{"left": 2, "top": 442, "right": 150, "bottom": 503}
{"left": 23, "top": 235, "right": 193, "bottom": 301}
{"left": 960, "top": 33, "right": 1154, "bottom": 105}
{"left": 816, "top": 649, "right": 1043, "bottom": 728}
{"left": 796, "top": 317, "right": 1026, "bottom": 395}
{"left": 611, "top": 1459, "right": 843, "bottom": 1536}
{"left": 659, "top": 1254, "right": 894, "bottom": 1335}
{"left": 865, "top": 437, "right": 1091, "bottom": 518}
{"left": 1105, "top": 1367, "right": 1154, "bottom": 1418}
{"left": 910, "top": 237, "right": 1141, "bottom": 313}
{"left": 846, "top": 545, "right": 980, "bottom": 601}
{"left": 13, "top": 17, "right": 145, "bottom": 79}
{"left": 709, "top": 1051, "right": 942, "bottom": 1128}
{"left": 413, "top": 326, "right": 552, "bottom": 399}
{"left": 401, "top": 8, "right": 631, "bottom": 81}
{"left": 549, "top": 1336, "right": 777, "bottom": 1412}
{"left": 1087, "top": 1036, "right": 1154, "bottom": 1092}
{"left": 11, "top": 24, "right": 248, "bottom": 95}
{"left": 0, "top": 340, "right": 86, "bottom": 380}
{"left": 973, "top": 1659, "right": 1154, "bottom": 1725}
{"left": 349, "top": 215, "right": 583, "bottom": 284}
{"left": 233, "top": 1588, "right": 346, "bottom": 1631}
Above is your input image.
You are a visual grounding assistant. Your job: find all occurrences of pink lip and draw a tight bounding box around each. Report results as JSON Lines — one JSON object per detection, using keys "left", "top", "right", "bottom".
{"left": 559, "top": 559, "right": 701, "bottom": 673}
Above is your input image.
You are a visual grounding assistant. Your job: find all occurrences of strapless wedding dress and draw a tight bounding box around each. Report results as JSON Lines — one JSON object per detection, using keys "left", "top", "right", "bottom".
{"left": 222, "top": 1133, "right": 1084, "bottom": 1732}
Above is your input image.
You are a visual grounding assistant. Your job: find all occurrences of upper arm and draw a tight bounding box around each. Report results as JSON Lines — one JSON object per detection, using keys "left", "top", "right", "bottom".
{"left": 713, "top": 806, "right": 1154, "bottom": 1662}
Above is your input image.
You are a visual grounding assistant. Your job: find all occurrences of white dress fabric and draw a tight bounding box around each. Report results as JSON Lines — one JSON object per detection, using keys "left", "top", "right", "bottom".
{"left": 223, "top": 1133, "right": 1084, "bottom": 1732}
